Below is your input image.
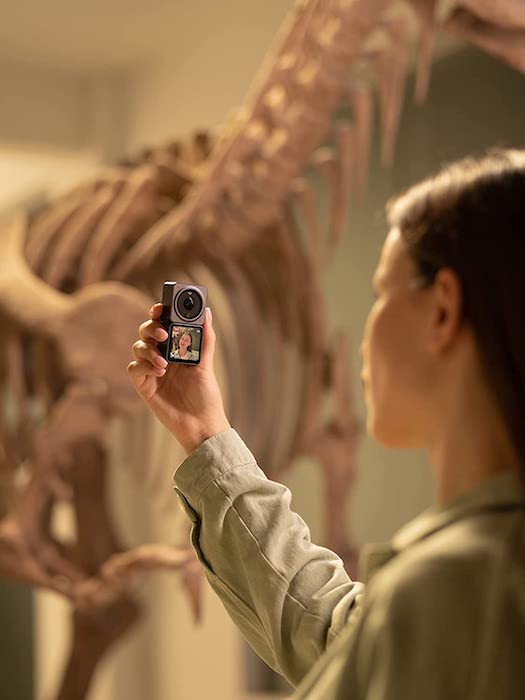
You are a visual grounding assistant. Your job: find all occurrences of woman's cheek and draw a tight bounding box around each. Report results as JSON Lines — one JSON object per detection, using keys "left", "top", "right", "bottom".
{"left": 368, "top": 306, "right": 395, "bottom": 406}
{"left": 362, "top": 303, "right": 379, "bottom": 360}
{"left": 366, "top": 306, "right": 384, "bottom": 371}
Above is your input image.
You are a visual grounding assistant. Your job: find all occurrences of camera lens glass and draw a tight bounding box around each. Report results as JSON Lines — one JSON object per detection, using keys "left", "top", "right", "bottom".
{"left": 175, "top": 288, "right": 203, "bottom": 320}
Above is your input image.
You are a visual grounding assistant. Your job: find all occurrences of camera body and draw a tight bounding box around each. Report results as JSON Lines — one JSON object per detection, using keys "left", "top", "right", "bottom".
{"left": 158, "top": 281, "right": 207, "bottom": 365}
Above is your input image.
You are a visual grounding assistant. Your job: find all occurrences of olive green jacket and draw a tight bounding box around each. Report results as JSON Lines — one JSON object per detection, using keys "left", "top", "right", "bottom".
{"left": 173, "top": 429, "right": 525, "bottom": 699}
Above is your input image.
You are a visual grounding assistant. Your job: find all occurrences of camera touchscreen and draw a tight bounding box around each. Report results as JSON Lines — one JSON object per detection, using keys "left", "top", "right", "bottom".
{"left": 168, "top": 325, "right": 202, "bottom": 364}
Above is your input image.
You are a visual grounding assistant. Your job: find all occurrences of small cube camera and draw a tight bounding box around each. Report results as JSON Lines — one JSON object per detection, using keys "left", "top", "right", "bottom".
{"left": 158, "top": 281, "right": 207, "bottom": 365}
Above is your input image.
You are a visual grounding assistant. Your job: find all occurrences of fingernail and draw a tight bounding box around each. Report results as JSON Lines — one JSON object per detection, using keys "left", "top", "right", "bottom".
{"left": 206, "top": 307, "right": 212, "bottom": 322}
{"left": 155, "top": 356, "right": 168, "bottom": 368}
{"left": 155, "top": 328, "right": 168, "bottom": 340}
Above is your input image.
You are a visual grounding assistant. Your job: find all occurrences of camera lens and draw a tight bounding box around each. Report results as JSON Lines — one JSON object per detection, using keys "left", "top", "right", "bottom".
{"left": 175, "top": 288, "right": 203, "bottom": 320}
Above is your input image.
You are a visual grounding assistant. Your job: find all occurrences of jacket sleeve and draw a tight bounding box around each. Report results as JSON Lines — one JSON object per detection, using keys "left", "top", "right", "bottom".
{"left": 173, "top": 428, "right": 365, "bottom": 688}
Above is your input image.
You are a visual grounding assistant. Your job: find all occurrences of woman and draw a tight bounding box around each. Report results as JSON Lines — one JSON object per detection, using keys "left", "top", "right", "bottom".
{"left": 128, "top": 149, "right": 525, "bottom": 699}
{"left": 172, "top": 331, "right": 199, "bottom": 361}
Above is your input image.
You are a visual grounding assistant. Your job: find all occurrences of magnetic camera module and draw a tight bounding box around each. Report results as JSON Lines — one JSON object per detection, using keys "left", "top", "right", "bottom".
{"left": 158, "top": 281, "right": 208, "bottom": 365}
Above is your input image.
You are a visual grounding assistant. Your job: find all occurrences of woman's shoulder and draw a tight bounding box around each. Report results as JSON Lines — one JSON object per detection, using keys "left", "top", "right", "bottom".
{"left": 353, "top": 504, "right": 525, "bottom": 695}
{"left": 361, "top": 542, "right": 482, "bottom": 645}
{"left": 369, "top": 508, "right": 524, "bottom": 608}
{"left": 353, "top": 528, "right": 492, "bottom": 697}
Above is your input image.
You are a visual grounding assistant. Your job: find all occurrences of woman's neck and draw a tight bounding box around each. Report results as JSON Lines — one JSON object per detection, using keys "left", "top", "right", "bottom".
{"left": 426, "top": 383, "right": 521, "bottom": 506}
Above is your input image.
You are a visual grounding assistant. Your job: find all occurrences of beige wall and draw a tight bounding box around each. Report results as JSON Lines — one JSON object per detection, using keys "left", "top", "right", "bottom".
{"left": 0, "top": 58, "right": 89, "bottom": 150}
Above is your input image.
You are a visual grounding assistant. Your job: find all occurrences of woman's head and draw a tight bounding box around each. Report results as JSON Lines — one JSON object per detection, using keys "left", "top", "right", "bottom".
{"left": 178, "top": 332, "right": 193, "bottom": 353}
{"left": 361, "top": 148, "right": 525, "bottom": 475}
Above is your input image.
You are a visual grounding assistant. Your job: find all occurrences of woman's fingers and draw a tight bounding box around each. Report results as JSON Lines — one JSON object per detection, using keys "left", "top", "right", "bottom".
{"left": 127, "top": 359, "right": 162, "bottom": 385}
{"left": 128, "top": 305, "right": 169, "bottom": 399}
{"left": 138, "top": 303, "right": 167, "bottom": 344}
{"left": 149, "top": 303, "right": 163, "bottom": 320}
{"left": 139, "top": 318, "right": 168, "bottom": 344}
{"left": 132, "top": 340, "right": 168, "bottom": 370}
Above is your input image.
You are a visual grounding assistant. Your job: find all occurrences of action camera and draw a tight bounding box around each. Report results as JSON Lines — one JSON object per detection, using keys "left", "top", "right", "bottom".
{"left": 158, "top": 281, "right": 207, "bottom": 365}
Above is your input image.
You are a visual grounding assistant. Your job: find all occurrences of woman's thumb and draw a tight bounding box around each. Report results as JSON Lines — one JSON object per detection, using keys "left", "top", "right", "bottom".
{"left": 201, "top": 307, "right": 216, "bottom": 369}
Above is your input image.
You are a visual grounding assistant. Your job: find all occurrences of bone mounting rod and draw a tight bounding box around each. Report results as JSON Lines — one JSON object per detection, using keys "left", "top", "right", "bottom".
{"left": 410, "top": 0, "right": 439, "bottom": 106}
{"left": 327, "top": 121, "right": 355, "bottom": 259}
{"left": 368, "top": 16, "right": 410, "bottom": 169}
{"left": 349, "top": 82, "right": 374, "bottom": 200}
{"left": 381, "top": 15, "right": 411, "bottom": 168}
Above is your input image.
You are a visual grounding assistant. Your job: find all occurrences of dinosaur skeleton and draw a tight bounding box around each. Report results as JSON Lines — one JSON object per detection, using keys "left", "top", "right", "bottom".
{"left": 1, "top": 1, "right": 524, "bottom": 697}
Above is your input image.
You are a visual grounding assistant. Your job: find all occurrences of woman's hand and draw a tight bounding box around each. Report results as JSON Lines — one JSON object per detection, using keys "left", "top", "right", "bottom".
{"left": 128, "top": 304, "right": 231, "bottom": 454}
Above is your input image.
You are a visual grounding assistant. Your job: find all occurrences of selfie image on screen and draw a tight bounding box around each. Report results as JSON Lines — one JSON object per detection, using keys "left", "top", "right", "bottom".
{"left": 168, "top": 325, "right": 202, "bottom": 363}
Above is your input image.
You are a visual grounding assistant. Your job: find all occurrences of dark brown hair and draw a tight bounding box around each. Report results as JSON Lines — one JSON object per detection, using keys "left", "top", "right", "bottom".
{"left": 386, "top": 148, "right": 525, "bottom": 480}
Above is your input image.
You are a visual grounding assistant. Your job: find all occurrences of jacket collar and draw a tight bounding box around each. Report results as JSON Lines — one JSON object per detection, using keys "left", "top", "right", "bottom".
{"left": 359, "top": 470, "right": 525, "bottom": 583}
{"left": 392, "top": 469, "right": 525, "bottom": 550}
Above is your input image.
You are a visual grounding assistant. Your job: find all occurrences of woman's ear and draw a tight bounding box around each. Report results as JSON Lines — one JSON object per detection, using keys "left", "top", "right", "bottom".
{"left": 429, "top": 267, "right": 463, "bottom": 353}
